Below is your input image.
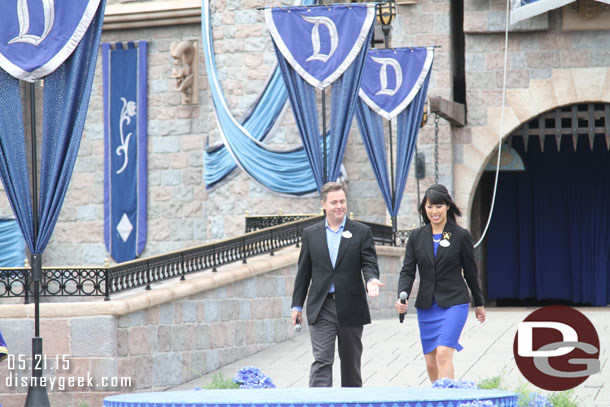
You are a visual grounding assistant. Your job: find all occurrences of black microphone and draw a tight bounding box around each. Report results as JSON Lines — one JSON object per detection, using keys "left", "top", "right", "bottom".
{"left": 295, "top": 316, "right": 302, "bottom": 333}
{"left": 399, "top": 291, "right": 407, "bottom": 323}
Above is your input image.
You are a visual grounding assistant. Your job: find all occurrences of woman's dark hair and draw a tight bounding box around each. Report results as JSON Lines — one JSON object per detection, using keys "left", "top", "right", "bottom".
{"left": 419, "top": 184, "right": 462, "bottom": 224}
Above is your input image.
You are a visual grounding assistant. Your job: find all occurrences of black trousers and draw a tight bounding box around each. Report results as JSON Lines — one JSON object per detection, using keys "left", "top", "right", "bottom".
{"left": 308, "top": 296, "right": 363, "bottom": 387}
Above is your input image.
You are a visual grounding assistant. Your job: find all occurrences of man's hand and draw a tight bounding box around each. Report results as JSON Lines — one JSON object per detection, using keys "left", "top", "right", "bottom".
{"left": 291, "top": 310, "right": 303, "bottom": 325}
{"left": 366, "top": 279, "right": 384, "bottom": 297}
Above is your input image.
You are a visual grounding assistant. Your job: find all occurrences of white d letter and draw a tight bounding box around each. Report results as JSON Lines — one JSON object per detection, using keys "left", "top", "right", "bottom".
{"left": 518, "top": 321, "right": 577, "bottom": 357}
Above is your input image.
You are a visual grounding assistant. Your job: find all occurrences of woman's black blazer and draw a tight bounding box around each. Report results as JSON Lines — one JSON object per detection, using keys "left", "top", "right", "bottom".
{"left": 397, "top": 219, "right": 484, "bottom": 309}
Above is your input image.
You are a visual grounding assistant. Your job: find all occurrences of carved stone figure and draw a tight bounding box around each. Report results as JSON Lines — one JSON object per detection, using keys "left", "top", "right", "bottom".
{"left": 170, "top": 40, "right": 198, "bottom": 104}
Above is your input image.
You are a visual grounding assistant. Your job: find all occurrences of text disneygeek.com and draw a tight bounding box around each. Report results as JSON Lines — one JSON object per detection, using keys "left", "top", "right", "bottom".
{"left": 5, "top": 354, "right": 131, "bottom": 391}
{"left": 5, "top": 373, "right": 132, "bottom": 391}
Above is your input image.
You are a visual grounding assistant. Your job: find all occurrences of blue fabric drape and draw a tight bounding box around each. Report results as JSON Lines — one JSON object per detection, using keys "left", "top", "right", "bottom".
{"left": 487, "top": 134, "right": 610, "bottom": 306}
{"left": 0, "top": 219, "right": 26, "bottom": 267}
{"left": 355, "top": 66, "right": 431, "bottom": 217}
{"left": 273, "top": 27, "right": 374, "bottom": 192}
{"left": 203, "top": 0, "right": 316, "bottom": 189}
{"left": 0, "top": 1, "right": 105, "bottom": 254}
{"left": 0, "top": 69, "right": 34, "bottom": 250}
{"left": 201, "top": 0, "right": 319, "bottom": 196}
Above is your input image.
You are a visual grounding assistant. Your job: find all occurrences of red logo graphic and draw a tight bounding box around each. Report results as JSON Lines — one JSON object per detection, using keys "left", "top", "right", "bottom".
{"left": 513, "top": 305, "right": 600, "bottom": 391}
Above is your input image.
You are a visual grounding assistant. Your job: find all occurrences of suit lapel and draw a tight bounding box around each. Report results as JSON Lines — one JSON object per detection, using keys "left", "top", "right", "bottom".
{"left": 422, "top": 224, "right": 435, "bottom": 265}
{"left": 434, "top": 220, "right": 455, "bottom": 264}
{"left": 334, "top": 219, "right": 352, "bottom": 269}
{"left": 316, "top": 221, "right": 334, "bottom": 269}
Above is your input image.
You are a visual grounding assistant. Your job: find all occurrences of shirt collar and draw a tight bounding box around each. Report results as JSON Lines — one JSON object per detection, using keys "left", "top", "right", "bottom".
{"left": 325, "top": 216, "right": 347, "bottom": 232}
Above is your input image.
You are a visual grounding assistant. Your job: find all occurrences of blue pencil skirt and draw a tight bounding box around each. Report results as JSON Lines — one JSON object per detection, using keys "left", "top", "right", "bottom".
{"left": 417, "top": 300, "right": 469, "bottom": 354}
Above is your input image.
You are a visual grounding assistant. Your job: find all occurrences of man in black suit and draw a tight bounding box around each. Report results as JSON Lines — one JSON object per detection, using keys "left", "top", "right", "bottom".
{"left": 291, "top": 182, "right": 383, "bottom": 387}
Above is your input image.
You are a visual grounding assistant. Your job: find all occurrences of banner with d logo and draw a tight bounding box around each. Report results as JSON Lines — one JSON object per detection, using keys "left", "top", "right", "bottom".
{"left": 355, "top": 47, "right": 433, "bottom": 217}
{"left": 359, "top": 47, "right": 433, "bottom": 121}
{"left": 266, "top": 4, "right": 375, "bottom": 190}
{"left": 0, "top": 0, "right": 106, "bottom": 256}
{"left": 0, "top": 0, "right": 102, "bottom": 82}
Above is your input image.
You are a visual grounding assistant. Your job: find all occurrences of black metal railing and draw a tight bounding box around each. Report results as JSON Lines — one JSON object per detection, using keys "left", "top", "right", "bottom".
{"left": 0, "top": 215, "right": 410, "bottom": 301}
{"left": 0, "top": 216, "right": 324, "bottom": 300}
{"left": 245, "top": 214, "right": 317, "bottom": 232}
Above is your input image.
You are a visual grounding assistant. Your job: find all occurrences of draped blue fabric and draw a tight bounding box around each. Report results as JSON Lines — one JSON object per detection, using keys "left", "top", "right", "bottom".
{"left": 272, "top": 16, "right": 374, "bottom": 191}
{"left": 103, "top": 41, "right": 148, "bottom": 263}
{"left": 0, "top": 1, "right": 105, "bottom": 254}
{"left": 487, "top": 135, "right": 610, "bottom": 306}
{"left": 355, "top": 53, "right": 432, "bottom": 217}
{"left": 0, "top": 69, "right": 34, "bottom": 251}
{"left": 201, "top": 0, "right": 319, "bottom": 195}
{"left": 0, "top": 219, "right": 25, "bottom": 267}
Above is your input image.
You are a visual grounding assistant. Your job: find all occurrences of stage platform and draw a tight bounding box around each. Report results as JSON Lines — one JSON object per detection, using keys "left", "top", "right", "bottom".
{"left": 103, "top": 387, "right": 518, "bottom": 407}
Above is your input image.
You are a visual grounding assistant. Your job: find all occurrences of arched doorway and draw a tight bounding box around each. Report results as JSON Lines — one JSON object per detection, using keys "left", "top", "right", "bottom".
{"left": 473, "top": 103, "right": 610, "bottom": 306}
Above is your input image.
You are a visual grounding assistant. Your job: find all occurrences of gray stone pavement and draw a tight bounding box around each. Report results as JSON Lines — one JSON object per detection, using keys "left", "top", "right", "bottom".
{"left": 172, "top": 308, "right": 609, "bottom": 406}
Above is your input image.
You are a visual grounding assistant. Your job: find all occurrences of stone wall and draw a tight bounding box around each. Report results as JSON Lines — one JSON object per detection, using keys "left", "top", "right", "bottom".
{"left": 0, "top": 245, "right": 406, "bottom": 407}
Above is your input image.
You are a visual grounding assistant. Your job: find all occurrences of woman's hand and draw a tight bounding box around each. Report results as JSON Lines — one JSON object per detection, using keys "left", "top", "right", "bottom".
{"left": 475, "top": 306, "right": 486, "bottom": 323}
{"left": 395, "top": 298, "right": 408, "bottom": 314}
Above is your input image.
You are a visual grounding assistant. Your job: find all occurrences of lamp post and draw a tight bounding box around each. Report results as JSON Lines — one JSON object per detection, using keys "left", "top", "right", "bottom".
{"left": 24, "top": 82, "right": 50, "bottom": 407}
{"left": 376, "top": 0, "right": 397, "bottom": 239}
{"left": 319, "top": 0, "right": 328, "bottom": 185}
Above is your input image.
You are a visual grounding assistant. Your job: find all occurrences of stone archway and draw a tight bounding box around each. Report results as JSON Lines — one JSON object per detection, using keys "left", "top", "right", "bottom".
{"left": 454, "top": 67, "right": 610, "bottom": 228}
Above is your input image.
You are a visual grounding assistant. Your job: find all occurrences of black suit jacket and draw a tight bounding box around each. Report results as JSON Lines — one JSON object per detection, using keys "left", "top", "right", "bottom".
{"left": 398, "top": 219, "right": 484, "bottom": 309}
{"left": 291, "top": 219, "right": 379, "bottom": 326}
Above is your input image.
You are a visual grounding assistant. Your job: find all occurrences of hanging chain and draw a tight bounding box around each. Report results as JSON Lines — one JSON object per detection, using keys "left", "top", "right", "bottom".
{"left": 434, "top": 113, "right": 439, "bottom": 184}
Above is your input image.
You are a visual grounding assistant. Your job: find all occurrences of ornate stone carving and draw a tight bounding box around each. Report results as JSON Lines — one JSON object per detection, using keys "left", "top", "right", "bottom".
{"left": 170, "top": 40, "right": 198, "bottom": 104}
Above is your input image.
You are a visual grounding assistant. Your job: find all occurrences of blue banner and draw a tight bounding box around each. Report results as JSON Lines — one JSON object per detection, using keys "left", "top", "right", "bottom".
{"left": 265, "top": 4, "right": 375, "bottom": 89}
{"left": 0, "top": 0, "right": 102, "bottom": 82}
{"left": 359, "top": 47, "right": 433, "bottom": 121}
{"left": 103, "top": 42, "right": 148, "bottom": 263}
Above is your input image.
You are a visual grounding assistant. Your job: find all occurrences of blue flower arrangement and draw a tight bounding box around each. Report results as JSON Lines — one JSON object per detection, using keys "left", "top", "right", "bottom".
{"left": 432, "top": 377, "right": 478, "bottom": 389}
{"left": 233, "top": 366, "right": 276, "bottom": 389}
{"left": 521, "top": 392, "right": 552, "bottom": 407}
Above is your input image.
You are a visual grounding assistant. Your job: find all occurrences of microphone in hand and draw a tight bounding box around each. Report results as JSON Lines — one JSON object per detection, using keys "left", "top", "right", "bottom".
{"left": 399, "top": 291, "right": 408, "bottom": 323}
{"left": 295, "top": 316, "right": 302, "bottom": 333}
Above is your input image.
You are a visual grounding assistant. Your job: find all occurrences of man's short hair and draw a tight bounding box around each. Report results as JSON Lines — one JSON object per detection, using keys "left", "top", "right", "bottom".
{"left": 320, "top": 182, "right": 346, "bottom": 202}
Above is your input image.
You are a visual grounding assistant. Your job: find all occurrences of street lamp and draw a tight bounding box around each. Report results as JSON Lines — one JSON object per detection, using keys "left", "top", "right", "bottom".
{"left": 376, "top": 0, "right": 396, "bottom": 48}
{"left": 375, "top": 0, "right": 398, "bottom": 239}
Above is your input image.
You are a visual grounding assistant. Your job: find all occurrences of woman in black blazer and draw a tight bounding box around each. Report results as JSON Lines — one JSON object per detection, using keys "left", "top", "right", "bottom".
{"left": 395, "top": 184, "right": 486, "bottom": 382}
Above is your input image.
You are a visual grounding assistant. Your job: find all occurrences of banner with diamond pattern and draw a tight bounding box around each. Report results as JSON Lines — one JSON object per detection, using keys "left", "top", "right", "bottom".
{"left": 102, "top": 41, "right": 148, "bottom": 263}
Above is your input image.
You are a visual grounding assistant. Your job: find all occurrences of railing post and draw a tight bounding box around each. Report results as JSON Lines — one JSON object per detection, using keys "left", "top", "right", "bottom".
{"left": 295, "top": 223, "right": 300, "bottom": 248}
{"left": 146, "top": 260, "right": 151, "bottom": 290}
{"left": 269, "top": 229, "right": 274, "bottom": 256}
{"left": 104, "top": 258, "right": 111, "bottom": 301}
{"left": 24, "top": 269, "right": 30, "bottom": 304}
{"left": 212, "top": 245, "right": 217, "bottom": 272}
{"left": 242, "top": 237, "right": 247, "bottom": 264}
{"left": 180, "top": 253, "right": 186, "bottom": 280}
